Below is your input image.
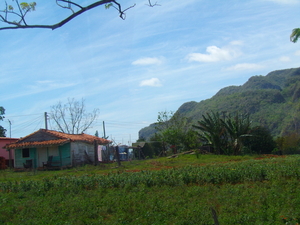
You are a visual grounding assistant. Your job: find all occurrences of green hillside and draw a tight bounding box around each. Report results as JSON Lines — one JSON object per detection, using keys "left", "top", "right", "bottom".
{"left": 139, "top": 67, "right": 300, "bottom": 139}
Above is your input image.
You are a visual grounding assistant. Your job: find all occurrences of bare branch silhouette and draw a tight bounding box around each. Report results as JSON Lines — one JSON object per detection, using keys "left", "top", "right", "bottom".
{"left": 0, "top": 0, "right": 160, "bottom": 30}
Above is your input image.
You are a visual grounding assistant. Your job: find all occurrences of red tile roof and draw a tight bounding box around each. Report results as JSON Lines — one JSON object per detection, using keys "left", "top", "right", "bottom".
{"left": 5, "top": 129, "right": 111, "bottom": 149}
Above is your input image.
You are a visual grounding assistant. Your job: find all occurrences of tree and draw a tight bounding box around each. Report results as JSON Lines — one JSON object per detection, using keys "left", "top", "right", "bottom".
{"left": 155, "top": 111, "right": 198, "bottom": 154}
{"left": 290, "top": 28, "right": 300, "bottom": 43}
{"left": 243, "top": 126, "right": 276, "bottom": 154}
{"left": 0, "top": 106, "right": 6, "bottom": 137}
{"left": 222, "top": 113, "right": 252, "bottom": 155}
{"left": 193, "top": 111, "right": 227, "bottom": 154}
{"left": 275, "top": 132, "right": 300, "bottom": 154}
{"left": 0, "top": 0, "right": 159, "bottom": 31}
{"left": 194, "top": 111, "right": 253, "bottom": 155}
{"left": 50, "top": 98, "right": 99, "bottom": 134}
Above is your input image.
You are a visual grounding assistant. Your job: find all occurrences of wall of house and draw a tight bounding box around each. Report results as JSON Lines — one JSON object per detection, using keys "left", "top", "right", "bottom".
{"left": 34, "top": 145, "right": 71, "bottom": 168}
{"left": 59, "top": 143, "right": 71, "bottom": 167}
{"left": 14, "top": 142, "right": 96, "bottom": 168}
{"left": 15, "top": 148, "right": 37, "bottom": 168}
{"left": 0, "top": 138, "right": 17, "bottom": 161}
{"left": 15, "top": 144, "right": 72, "bottom": 169}
{"left": 71, "top": 142, "right": 95, "bottom": 166}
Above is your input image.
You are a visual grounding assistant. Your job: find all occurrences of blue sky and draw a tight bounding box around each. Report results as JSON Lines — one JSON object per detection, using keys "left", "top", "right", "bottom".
{"left": 1, "top": 0, "right": 299, "bottom": 144}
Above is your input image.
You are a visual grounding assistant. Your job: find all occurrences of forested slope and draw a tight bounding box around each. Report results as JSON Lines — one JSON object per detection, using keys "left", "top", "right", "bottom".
{"left": 139, "top": 67, "right": 300, "bottom": 139}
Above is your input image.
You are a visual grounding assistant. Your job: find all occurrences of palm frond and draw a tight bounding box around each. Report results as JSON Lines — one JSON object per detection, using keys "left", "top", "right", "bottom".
{"left": 290, "top": 28, "right": 300, "bottom": 43}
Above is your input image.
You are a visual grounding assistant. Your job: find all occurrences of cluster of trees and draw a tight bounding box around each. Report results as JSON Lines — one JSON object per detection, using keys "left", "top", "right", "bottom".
{"left": 148, "top": 111, "right": 276, "bottom": 156}
{"left": 275, "top": 132, "right": 300, "bottom": 154}
{"left": 154, "top": 111, "right": 199, "bottom": 154}
{"left": 0, "top": 106, "right": 6, "bottom": 137}
{"left": 194, "top": 111, "right": 276, "bottom": 155}
{"left": 136, "top": 111, "right": 199, "bottom": 158}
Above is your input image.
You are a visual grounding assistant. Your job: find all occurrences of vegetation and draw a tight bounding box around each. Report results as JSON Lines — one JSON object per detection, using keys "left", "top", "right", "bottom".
{"left": 140, "top": 67, "right": 300, "bottom": 140}
{"left": 0, "top": 155, "right": 300, "bottom": 224}
{"left": 154, "top": 111, "right": 199, "bottom": 154}
{"left": 50, "top": 98, "right": 99, "bottom": 134}
{"left": 291, "top": 28, "right": 300, "bottom": 43}
{"left": 275, "top": 132, "right": 300, "bottom": 155}
{"left": 0, "top": 106, "right": 6, "bottom": 137}
{"left": 193, "top": 111, "right": 276, "bottom": 155}
{"left": 194, "top": 111, "right": 251, "bottom": 155}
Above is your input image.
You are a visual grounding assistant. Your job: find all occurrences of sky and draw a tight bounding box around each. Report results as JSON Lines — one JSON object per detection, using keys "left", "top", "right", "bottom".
{"left": 1, "top": 0, "right": 299, "bottom": 145}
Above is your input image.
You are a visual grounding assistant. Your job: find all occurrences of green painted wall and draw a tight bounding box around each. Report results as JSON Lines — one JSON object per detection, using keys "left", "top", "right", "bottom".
{"left": 15, "top": 148, "right": 37, "bottom": 168}
{"left": 59, "top": 143, "right": 71, "bottom": 166}
{"left": 14, "top": 143, "right": 72, "bottom": 169}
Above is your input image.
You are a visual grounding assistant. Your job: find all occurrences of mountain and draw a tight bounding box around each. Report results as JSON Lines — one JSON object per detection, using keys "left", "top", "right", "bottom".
{"left": 139, "top": 67, "right": 300, "bottom": 139}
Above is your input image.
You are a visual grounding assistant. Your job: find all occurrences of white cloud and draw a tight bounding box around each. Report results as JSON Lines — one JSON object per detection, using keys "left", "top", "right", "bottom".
{"left": 187, "top": 44, "right": 241, "bottom": 63}
{"left": 139, "top": 78, "right": 162, "bottom": 87}
{"left": 132, "top": 57, "right": 163, "bottom": 66}
{"left": 226, "top": 63, "right": 263, "bottom": 71}
{"left": 279, "top": 56, "right": 290, "bottom": 62}
{"left": 295, "top": 50, "right": 300, "bottom": 56}
{"left": 264, "top": 0, "right": 299, "bottom": 4}
{"left": 230, "top": 40, "right": 244, "bottom": 46}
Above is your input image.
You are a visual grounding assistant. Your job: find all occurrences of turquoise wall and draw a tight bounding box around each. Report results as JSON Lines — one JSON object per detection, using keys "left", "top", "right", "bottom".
{"left": 15, "top": 143, "right": 72, "bottom": 169}
{"left": 59, "top": 143, "right": 71, "bottom": 166}
{"left": 15, "top": 148, "right": 37, "bottom": 168}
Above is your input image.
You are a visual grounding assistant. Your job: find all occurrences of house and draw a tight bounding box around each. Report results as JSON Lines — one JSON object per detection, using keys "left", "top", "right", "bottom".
{"left": 0, "top": 137, "right": 19, "bottom": 167}
{"left": 5, "top": 129, "right": 111, "bottom": 169}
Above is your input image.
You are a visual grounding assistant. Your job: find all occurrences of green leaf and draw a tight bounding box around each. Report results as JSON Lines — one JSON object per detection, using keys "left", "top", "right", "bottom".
{"left": 20, "top": 2, "right": 29, "bottom": 10}
{"left": 105, "top": 3, "right": 113, "bottom": 9}
{"left": 290, "top": 28, "right": 300, "bottom": 43}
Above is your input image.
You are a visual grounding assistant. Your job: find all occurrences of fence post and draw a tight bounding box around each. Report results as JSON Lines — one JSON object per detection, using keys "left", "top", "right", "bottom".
{"left": 210, "top": 207, "right": 219, "bottom": 225}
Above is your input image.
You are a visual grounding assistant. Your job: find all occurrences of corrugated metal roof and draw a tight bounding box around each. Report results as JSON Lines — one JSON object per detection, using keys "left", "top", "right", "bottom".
{"left": 5, "top": 129, "right": 111, "bottom": 149}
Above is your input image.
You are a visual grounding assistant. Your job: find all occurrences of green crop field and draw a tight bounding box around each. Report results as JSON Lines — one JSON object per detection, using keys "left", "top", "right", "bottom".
{"left": 0, "top": 154, "right": 299, "bottom": 224}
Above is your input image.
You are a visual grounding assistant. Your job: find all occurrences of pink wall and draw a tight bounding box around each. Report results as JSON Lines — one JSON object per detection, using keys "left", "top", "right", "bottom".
{"left": 0, "top": 137, "right": 19, "bottom": 159}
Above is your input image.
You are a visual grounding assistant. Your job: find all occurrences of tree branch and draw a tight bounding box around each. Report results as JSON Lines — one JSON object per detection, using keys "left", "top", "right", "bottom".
{"left": 146, "top": 0, "right": 161, "bottom": 7}
{"left": 15, "top": 0, "right": 27, "bottom": 25}
{"left": 56, "top": 0, "right": 83, "bottom": 14}
{"left": 0, "top": 0, "right": 160, "bottom": 31}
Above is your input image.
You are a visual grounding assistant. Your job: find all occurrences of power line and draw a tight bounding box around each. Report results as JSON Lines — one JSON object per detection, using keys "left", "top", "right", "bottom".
{"left": 5, "top": 114, "right": 45, "bottom": 137}
{"left": 5, "top": 113, "right": 43, "bottom": 118}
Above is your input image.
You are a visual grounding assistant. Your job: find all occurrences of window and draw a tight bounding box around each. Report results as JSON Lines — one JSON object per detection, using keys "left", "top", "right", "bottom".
{"left": 22, "top": 148, "right": 30, "bottom": 158}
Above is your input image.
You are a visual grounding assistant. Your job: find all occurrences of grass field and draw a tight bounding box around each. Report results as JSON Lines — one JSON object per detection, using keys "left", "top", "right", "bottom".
{"left": 0, "top": 154, "right": 299, "bottom": 224}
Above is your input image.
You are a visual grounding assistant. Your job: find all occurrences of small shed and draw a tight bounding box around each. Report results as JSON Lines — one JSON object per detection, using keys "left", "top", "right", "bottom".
{"left": 5, "top": 129, "right": 111, "bottom": 169}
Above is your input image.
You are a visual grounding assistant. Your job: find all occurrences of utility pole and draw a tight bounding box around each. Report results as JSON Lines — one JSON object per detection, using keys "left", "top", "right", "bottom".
{"left": 103, "top": 121, "right": 106, "bottom": 139}
{"left": 8, "top": 119, "right": 12, "bottom": 169}
{"left": 8, "top": 119, "right": 11, "bottom": 138}
{"left": 44, "top": 112, "right": 48, "bottom": 130}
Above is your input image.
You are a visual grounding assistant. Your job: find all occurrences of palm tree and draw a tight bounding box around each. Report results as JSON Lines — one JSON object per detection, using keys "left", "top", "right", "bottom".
{"left": 194, "top": 111, "right": 252, "bottom": 155}
{"left": 290, "top": 28, "right": 300, "bottom": 43}
{"left": 194, "top": 111, "right": 228, "bottom": 154}
{"left": 222, "top": 113, "right": 252, "bottom": 155}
